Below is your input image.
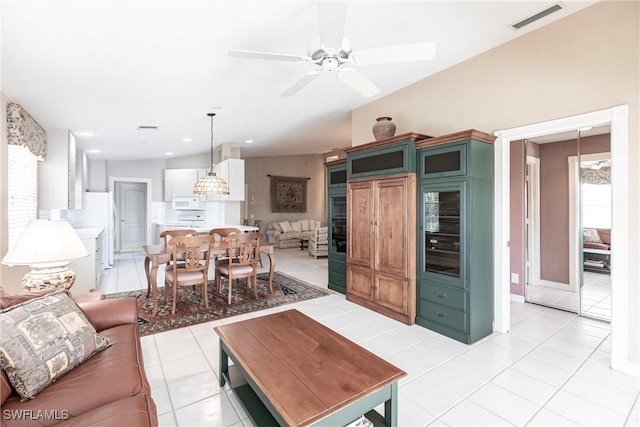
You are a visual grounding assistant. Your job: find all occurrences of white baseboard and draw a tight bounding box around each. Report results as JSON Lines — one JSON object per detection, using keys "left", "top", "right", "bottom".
{"left": 618, "top": 361, "right": 640, "bottom": 376}
{"left": 510, "top": 294, "right": 525, "bottom": 303}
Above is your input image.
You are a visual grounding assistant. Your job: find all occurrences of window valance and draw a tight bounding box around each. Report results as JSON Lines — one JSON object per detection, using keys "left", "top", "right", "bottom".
{"left": 582, "top": 166, "right": 611, "bottom": 185}
{"left": 6, "top": 102, "right": 47, "bottom": 160}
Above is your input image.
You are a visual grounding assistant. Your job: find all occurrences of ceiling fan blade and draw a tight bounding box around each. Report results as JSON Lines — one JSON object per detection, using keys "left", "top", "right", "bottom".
{"left": 352, "top": 41, "right": 436, "bottom": 65}
{"left": 317, "top": 1, "right": 347, "bottom": 52}
{"left": 228, "top": 49, "right": 310, "bottom": 63}
{"left": 337, "top": 68, "right": 380, "bottom": 98}
{"left": 280, "top": 71, "right": 321, "bottom": 97}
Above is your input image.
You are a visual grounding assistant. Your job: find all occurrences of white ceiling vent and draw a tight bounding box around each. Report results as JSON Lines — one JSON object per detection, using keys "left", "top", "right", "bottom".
{"left": 137, "top": 125, "right": 158, "bottom": 131}
{"left": 511, "top": 3, "right": 564, "bottom": 30}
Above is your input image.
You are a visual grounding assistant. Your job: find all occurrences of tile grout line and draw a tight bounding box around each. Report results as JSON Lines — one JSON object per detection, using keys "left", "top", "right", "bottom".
{"left": 425, "top": 312, "right": 581, "bottom": 425}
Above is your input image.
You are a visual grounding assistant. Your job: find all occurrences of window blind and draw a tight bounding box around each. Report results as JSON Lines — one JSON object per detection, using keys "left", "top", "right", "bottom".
{"left": 8, "top": 144, "right": 38, "bottom": 249}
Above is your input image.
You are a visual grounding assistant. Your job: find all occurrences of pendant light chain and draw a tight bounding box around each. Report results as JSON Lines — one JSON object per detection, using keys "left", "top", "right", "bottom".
{"left": 209, "top": 113, "right": 215, "bottom": 174}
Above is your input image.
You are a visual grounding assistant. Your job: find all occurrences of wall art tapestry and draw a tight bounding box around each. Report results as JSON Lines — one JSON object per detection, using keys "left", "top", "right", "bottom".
{"left": 270, "top": 175, "right": 307, "bottom": 213}
{"left": 6, "top": 102, "right": 47, "bottom": 159}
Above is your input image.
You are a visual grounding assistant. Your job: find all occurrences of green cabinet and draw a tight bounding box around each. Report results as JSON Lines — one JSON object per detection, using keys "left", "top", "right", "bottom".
{"left": 415, "top": 130, "right": 495, "bottom": 344}
{"left": 345, "top": 133, "right": 429, "bottom": 179}
{"left": 326, "top": 161, "right": 347, "bottom": 294}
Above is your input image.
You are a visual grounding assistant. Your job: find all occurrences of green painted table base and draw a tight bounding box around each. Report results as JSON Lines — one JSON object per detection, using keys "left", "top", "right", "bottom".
{"left": 219, "top": 342, "right": 399, "bottom": 427}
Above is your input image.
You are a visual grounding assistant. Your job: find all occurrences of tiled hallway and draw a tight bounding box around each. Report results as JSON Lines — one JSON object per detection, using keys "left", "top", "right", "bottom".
{"left": 100, "top": 249, "right": 639, "bottom": 426}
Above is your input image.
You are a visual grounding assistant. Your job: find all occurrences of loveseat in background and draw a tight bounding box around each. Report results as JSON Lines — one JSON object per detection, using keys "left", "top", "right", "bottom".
{"left": 266, "top": 220, "right": 321, "bottom": 248}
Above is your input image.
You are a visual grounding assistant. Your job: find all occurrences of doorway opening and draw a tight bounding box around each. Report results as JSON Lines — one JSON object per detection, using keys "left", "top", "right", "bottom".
{"left": 521, "top": 127, "right": 611, "bottom": 323}
{"left": 109, "top": 177, "right": 153, "bottom": 254}
{"left": 494, "top": 105, "right": 631, "bottom": 373}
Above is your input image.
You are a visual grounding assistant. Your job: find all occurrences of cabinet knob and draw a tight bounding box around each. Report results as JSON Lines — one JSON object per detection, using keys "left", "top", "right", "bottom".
{"left": 436, "top": 311, "right": 447, "bottom": 317}
{"left": 436, "top": 292, "right": 446, "bottom": 298}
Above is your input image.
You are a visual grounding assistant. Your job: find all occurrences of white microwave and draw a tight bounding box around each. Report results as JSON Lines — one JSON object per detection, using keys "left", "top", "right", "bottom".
{"left": 172, "top": 195, "right": 202, "bottom": 210}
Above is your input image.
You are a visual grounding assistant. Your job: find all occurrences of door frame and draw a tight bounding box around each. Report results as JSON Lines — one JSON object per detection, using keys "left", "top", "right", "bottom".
{"left": 494, "top": 105, "right": 631, "bottom": 373}
{"left": 525, "top": 156, "right": 541, "bottom": 293}
{"left": 109, "top": 177, "right": 153, "bottom": 249}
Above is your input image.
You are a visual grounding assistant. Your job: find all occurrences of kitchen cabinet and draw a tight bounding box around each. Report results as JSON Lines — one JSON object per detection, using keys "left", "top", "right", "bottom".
{"left": 39, "top": 130, "right": 83, "bottom": 209}
{"left": 164, "top": 168, "right": 207, "bottom": 201}
{"left": 347, "top": 173, "right": 416, "bottom": 325}
{"left": 164, "top": 160, "right": 244, "bottom": 202}
{"left": 212, "top": 159, "right": 245, "bottom": 201}
{"left": 70, "top": 228, "right": 104, "bottom": 294}
{"left": 415, "top": 130, "right": 495, "bottom": 344}
{"left": 326, "top": 160, "right": 347, "bottom": 294}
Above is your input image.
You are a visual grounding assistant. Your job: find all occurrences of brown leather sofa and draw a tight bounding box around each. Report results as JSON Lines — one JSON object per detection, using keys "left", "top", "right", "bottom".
{"left": 1, "top": 290, "right": 158, "bottom": 427}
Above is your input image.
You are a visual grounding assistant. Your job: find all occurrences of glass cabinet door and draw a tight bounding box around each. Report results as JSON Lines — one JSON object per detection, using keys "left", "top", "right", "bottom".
{"left": 330, "top": 194, "right": 347, "bottom": 254}
{"left": 421, "top": 182, "right": 465, "bottom": 287}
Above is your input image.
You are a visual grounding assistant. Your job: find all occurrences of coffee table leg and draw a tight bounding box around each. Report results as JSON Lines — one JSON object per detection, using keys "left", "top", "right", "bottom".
{"left": 219, "top": 342, "right": 229, "bottom": 387}
{"left": 385, "top": 382, "right": 399, "bottom": 426}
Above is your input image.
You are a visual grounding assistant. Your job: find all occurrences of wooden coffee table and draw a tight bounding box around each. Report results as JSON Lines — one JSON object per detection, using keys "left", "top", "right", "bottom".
{"left": 215, "top": 309, "right": 406, "bottom": 426}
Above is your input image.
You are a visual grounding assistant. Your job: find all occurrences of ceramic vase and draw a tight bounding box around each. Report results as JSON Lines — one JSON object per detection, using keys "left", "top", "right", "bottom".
{"left": 372, "top": 117, "right": 396, "bottom": 141}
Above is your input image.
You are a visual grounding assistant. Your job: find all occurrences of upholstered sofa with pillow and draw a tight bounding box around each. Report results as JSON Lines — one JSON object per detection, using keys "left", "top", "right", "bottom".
{"left": 266, "top": 220, "right": 321, "bottom": 248}
{"left": 583, "top": 228, "right": 611, "bottom": 250}
{"left": 0, "top": 289, "right": 158, "bottom": 427}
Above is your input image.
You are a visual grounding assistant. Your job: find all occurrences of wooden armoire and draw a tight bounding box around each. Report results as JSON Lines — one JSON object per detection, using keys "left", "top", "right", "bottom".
{"left": 344, "top": 133, "right": 428, "bottom": 325}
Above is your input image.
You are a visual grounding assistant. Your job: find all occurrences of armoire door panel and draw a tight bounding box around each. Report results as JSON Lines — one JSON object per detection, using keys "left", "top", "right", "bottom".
{"left": 347, "top": 181, "right": 374, "bottom": 266}
{"left": 375, "top": 178, "right": 409, "bottom": 275}
{"left": 347, "top": 266, "right": 374, "bottom": 301}
{"left": 374, "top": 273, "right": 409, "bottom": 315}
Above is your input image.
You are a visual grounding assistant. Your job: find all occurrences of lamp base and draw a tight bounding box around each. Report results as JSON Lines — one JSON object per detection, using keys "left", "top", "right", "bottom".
{"left": 21, "top": 264, "right": 76, "bottom": 292}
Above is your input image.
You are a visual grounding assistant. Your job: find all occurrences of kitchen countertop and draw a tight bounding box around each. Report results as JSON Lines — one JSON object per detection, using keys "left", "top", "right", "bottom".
{"left": 74, "top": 227, "right": 104, "bottom": 239}
{"left": 154, "top": 223, "right": 258, "bottom": 233}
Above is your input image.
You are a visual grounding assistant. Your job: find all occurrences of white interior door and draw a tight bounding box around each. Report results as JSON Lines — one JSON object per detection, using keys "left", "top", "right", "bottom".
{"left": 115, "top": 181, "right": 147, "bottom": 251}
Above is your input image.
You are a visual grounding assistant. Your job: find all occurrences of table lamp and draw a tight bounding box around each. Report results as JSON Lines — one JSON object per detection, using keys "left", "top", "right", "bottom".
{"left": 1, "top": 219, "right": 89, "bottom": 292}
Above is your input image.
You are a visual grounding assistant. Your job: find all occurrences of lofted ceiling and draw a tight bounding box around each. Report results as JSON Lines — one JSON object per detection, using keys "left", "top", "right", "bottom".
{"left": 1, "top": 0, "right": 598, "bottom": 161}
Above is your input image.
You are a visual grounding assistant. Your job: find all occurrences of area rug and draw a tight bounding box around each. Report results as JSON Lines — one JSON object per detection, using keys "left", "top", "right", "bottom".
{"left": 102, "top": 272, "right": 330, "bottom": 336}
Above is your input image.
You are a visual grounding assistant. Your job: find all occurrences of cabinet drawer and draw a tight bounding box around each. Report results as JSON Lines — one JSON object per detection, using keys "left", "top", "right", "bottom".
{"left": 423, "top": 283, "right": 466, "bottom": 311}
{"left": 420, "top": 301, "right": 467, "bottom": 332}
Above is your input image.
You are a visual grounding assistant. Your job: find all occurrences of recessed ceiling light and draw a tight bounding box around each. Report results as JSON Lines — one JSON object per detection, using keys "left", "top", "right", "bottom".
{"left": 165, "top": 152, "right": 173, "bottom": 156}
{"left": 140, "top": 141, "right": 148, "bottom": 144}
{"left": 245, "top": 139, "right": 254, "bottom": 144}
{"left": 182, "top": 138, "right": 192, "bottom": 142}
{"left": 76, "top": 131, "right": 94, "bottom": 137}
{"left": 86, "top": 149, "right": 101, "bottom": 154}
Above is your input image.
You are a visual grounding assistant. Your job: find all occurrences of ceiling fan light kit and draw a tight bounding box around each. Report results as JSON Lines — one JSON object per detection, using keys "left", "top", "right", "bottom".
{"left": 227, "top": 1, "right": 436, "bottom": 98}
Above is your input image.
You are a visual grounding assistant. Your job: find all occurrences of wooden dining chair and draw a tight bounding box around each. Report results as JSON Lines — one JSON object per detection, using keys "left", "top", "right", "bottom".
{"left": 208, "top": 227, "right": 240, "bottom": 241}
{"left": 215, "top": 233, "right": 262, "bottom": 304}
{"left": 145, "top": 229, "right": 199, "bottom": 298}
{"left": 164, "top": 234, "right": 214, "bottom": 315}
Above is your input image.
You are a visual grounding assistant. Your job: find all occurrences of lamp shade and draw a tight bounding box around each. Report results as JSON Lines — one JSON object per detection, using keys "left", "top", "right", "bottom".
{"left": 2, "top": 219, "right": 89, "bottom": 266}
{"left": 193, "top": 172, "right": 230, "bottom": 195}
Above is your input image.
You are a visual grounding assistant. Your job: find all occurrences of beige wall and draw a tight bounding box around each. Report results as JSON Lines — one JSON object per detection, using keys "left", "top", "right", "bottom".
{"left": 509, "top": 140, "right": 525, "bottom": 296}
{"left": 244, "top": 155, "right": 326, "bottom": 228}
{"left": 352, "top": 1, "right": 639, "bottom": 366}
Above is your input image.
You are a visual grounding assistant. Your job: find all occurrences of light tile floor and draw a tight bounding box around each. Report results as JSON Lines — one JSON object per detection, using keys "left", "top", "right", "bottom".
{"left": 100, "top": 249, "right": 639, "bottom": 427}
{"left": 527, "top": 271, "right": 611, "bottom": 321}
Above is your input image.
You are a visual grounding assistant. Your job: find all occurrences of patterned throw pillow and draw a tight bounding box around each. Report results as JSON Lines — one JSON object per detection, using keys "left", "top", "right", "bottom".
{"left": 583, "top": 228, "right": 602, "bottom": 243}
{"left": 291, "top": 221, "right": 303, "bottom": 232}
{"left": 0, "top": 291, "right": 110, "bottom": 401}
{"left": 279, "top": 221, "right": 294, "bottom": 233}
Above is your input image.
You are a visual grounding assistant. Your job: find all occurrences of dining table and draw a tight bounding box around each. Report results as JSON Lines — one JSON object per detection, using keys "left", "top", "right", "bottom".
{"left": 142, "top": 241, "right": 276, "bottom": 317}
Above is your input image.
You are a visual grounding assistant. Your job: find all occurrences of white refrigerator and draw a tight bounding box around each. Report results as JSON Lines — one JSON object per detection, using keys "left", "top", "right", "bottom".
{"left": 81, "top": 192, "right": 116, "bottom": 268}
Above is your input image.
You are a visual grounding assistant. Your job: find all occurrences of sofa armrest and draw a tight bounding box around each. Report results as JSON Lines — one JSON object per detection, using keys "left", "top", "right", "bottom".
{"left": 79, "top": 297, "right": 139, "bottom": 332}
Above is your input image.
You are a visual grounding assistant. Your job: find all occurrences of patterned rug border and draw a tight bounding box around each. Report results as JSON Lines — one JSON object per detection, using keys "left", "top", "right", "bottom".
{"left": 102, "top": 271, "right": 330, "bottom": 336}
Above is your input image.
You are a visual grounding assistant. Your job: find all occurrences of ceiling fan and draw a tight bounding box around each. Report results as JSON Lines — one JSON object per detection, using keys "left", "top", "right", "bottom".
{"left": 228, "top": 1, "right": 436, "bottom": 98}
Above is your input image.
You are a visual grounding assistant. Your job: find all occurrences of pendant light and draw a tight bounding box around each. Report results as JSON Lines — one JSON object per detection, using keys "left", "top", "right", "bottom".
{"left": 193, "top": 113, "right": 230, "bottom": 195}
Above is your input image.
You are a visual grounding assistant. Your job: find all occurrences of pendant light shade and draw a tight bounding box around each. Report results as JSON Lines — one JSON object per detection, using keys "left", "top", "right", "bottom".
{"left": 193, "top": 113, "right": 230, "bottom": 195}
